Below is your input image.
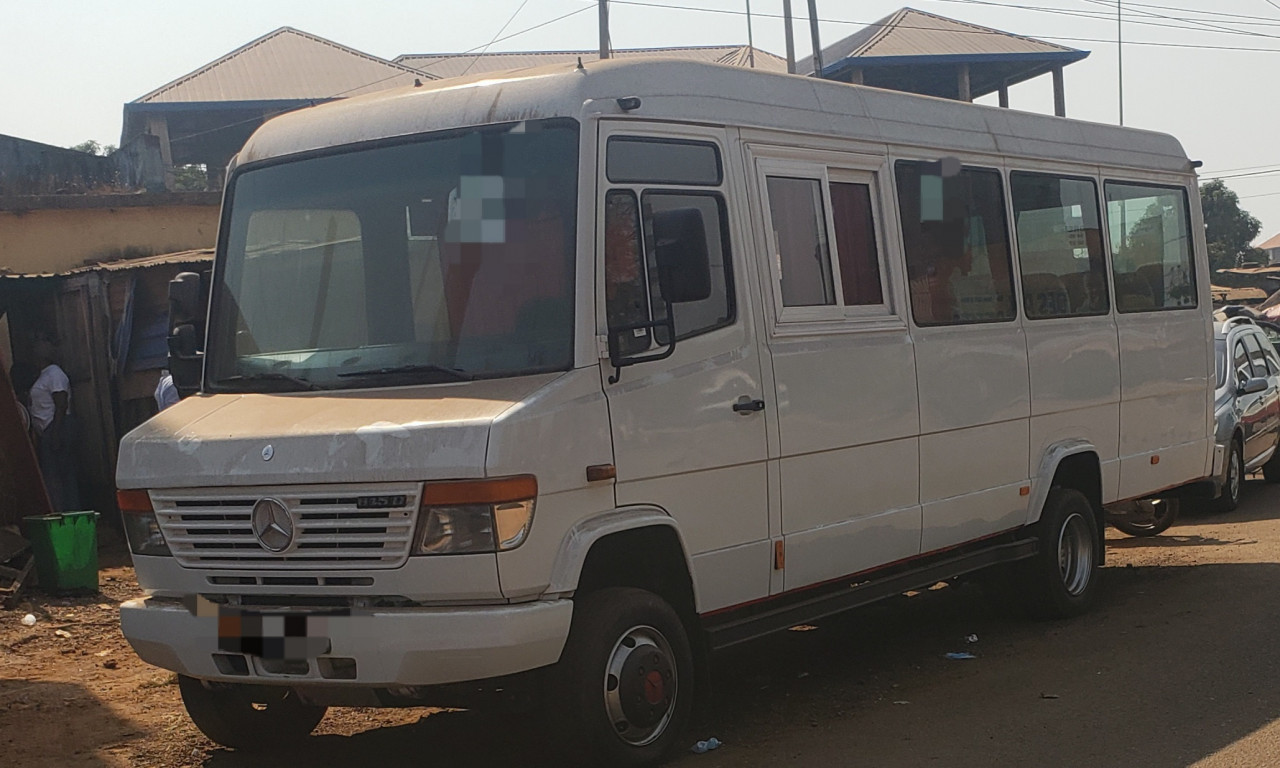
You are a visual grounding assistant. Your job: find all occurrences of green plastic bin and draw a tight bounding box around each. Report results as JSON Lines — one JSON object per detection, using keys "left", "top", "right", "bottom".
{"left": 23, "top": 511, "right": 100, "bottom": 594}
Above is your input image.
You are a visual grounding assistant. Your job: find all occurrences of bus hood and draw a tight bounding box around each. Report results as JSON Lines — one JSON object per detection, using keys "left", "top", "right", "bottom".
{"left": 116, "top": 373, "right": 564, "bottom": 488}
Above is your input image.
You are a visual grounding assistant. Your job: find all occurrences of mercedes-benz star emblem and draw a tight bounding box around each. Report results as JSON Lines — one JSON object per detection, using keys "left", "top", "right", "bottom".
{"left": 251, "top": 498, "right": 295, "bottom": 553}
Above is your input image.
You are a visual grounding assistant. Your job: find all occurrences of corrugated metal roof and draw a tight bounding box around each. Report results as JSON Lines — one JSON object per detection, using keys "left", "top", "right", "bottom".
{"left": 135, "top": 28, "right": 434, "bottom": 104}
{"left": 0, "top": 249, "right": 213, "bottom": 279}
{"left": 800, "top": 7, "right": 1080, "bottom": 74}
{"left": 395, "top": 46, "right": 787, "bottom": 79}
{"left": 1257, "top": 232, "right": 1280, "bottom": 251}
{"left": 1212, "top": 285, "right": 1269, "bottom": 302}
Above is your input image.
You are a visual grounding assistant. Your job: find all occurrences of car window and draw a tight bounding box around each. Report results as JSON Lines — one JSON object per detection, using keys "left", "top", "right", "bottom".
{"left": 1215, "top": 339, "right": 1226, "bottom": 389}
{"left": 1258, "top": 334, "right": 1280, "bottom": 375}
{"left": 1234, "top": 339, "right": 1253, "bottom": 384}
{"left": 1243, "top": 334, "right": 1271, "bottom": 379}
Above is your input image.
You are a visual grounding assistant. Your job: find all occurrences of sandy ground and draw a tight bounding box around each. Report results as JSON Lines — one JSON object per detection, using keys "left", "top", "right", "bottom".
{"left": 4, "top": 478, "right": 1280, "bottom": 767}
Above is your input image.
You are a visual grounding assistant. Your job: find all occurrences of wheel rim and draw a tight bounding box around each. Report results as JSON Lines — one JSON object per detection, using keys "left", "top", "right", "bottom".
{"left": 603, "top": 624, "right": 678, "bottom": 747}
{"left": 1057, "top": 512, "right": 1094, "bottom": 596}
{"left": 1228, "top": 449, "right": 1242, "bottom": 503}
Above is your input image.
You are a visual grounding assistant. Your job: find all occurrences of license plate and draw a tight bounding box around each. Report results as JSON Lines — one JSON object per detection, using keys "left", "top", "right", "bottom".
{"left": 185, "top": 595, "right": 337, "bottom": 659}
{"left": 215, "top": 610, "right": 333, "bottom": 659}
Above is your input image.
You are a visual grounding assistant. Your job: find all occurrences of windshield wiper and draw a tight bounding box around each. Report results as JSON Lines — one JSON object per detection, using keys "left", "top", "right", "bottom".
{"left": 214, "top": 372, "right": 322, "bottom": 392}
{"left": 337, "top": 363, "right": 475, "bottom": 382}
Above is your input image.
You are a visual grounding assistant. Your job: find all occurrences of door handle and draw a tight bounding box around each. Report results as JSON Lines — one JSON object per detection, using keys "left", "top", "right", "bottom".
{"left": 733, "top": 396, "right": 766, "bottom": 414}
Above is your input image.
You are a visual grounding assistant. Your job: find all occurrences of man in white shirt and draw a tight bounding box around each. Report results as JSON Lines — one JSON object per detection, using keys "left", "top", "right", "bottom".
{"left": 29, "top": 334, "right": 80, "bottom": 512}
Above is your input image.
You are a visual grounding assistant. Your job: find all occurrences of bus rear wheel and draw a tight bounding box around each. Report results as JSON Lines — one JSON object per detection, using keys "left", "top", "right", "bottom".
{"left": 1023, "top": 487, "right": 1101, "bottom": 619}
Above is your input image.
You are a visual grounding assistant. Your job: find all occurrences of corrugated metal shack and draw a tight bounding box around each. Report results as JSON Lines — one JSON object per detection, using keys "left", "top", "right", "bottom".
{"left": 1, "top": 250, "right": 212, "bottom": 525}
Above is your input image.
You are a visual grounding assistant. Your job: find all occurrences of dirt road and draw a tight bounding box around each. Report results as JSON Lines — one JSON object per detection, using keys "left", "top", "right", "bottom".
{"left": 4, "top": 479, "right": 1280, "bottom": 767}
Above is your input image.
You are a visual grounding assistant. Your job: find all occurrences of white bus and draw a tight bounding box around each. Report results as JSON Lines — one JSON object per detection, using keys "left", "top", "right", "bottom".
{"left": 117, "top": 59, "right": 1214, "bottom": 765}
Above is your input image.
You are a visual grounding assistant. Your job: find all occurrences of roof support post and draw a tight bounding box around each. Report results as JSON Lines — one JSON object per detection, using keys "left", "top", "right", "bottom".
{"left": 598, "top": 0, "right": 611, "bottom": 60}
{"left": 848, "top": 68, "right": 863, "bottom": 85}
{"left": 998, "top": 81, "right": 1009, "bottom": 108}
{"left": 145, "top": 115, "right": 175, "bottom": 192}
{"left": 807, "top": 0, "right": 823, "bottom": 77}
{"left": 782, "top": 0, "right": 796, "bottom": 74}
{"left": 1052, "top": 64, "right": 1066, "bottom": 117}
{"left": 957, "top": 63, "right": 971, "bottom": 102}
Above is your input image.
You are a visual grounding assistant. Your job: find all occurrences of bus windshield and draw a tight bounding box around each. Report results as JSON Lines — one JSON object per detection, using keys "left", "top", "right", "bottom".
{"left": 206, "top": 118, "right": 579, "bottom": 392}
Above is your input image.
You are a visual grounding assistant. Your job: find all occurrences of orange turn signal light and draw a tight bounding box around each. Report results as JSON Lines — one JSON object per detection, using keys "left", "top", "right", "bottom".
{"left": 420, "top": 474, "right": 538, "bottom": 506}
{"left": 117, "top": 489, "right": 154, "bottom": 513}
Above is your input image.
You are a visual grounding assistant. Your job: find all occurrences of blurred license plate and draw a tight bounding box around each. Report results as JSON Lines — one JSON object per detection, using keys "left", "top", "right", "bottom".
{"left": 215, "top": 610, "right": 334, "bottom": 659}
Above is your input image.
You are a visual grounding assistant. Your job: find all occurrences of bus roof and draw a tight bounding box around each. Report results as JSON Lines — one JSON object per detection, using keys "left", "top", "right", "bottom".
{"left": 238, "top": 58, "right": 1192, "bottom": 175}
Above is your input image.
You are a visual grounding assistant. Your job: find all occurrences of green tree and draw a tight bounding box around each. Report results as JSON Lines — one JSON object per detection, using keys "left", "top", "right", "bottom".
{"left": 69, "top": 139, "right": 116, "bottom": 156}
{"left": 1201, "top": 179, "right": 1263, "bottom": 270}
{"left": 172, "top": 164, "right": 209, "bottom": 192}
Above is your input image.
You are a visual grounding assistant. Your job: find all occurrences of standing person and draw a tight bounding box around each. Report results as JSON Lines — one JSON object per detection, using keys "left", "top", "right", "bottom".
{"left": 29, "top": 333, "right": 80, "bottom": 512}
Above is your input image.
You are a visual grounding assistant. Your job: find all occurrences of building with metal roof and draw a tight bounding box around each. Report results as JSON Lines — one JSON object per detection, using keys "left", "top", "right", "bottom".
{"left": 120, "top": 27, "right": 434, "bottom": 189}
{"left": 799, "top": 7, "right": 1088, "bottom": 116}
{"left": 396, "top": 45, "right": 787, "bottom": 79}
{"left": 120, "top": 10, "right": 1090, "bottom": 191}
{"left": 1256, "top": 231, "right": 1280, "bottom": 265}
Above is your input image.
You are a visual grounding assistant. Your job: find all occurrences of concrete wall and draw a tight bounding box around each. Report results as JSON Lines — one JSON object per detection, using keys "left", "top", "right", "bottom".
{"left": 0, "top": 134, "right": 117, "bottom": 195}
{"left": 0, "top": 192, "right": 221, "bottom": 274}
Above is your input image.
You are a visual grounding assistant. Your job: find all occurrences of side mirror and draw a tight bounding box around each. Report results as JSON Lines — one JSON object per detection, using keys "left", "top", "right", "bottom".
{"left": 1239, "top": 376, "right": 1270, "bottom": 396}
{"left": 169, "top": 272, "right": 202, "bottom": 325}
{"left": 652, "top": 208, "right": 712, "bottom": 304}
{"left": 168, "top": 272, "right": 204, "bottom": 397}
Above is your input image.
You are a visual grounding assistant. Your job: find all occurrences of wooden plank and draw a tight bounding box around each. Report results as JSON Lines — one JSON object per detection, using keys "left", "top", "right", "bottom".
{"left": 0, "top": 354, "right": 53, "bottom": 528}
{"left": 0, "top": 554, "right": 35, "bottom": 607}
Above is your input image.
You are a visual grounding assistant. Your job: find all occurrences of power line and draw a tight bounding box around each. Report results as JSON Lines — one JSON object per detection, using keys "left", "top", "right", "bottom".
{"left": 461, "top": 0, "right": 534, "bottom": 77}
{"left": 1076, "top": 0, "right": 1280, "bottom": 40}
{"left": 1203, "top": 168, "right": 1280, "bottom": 181}
{"left": 603, "top": 0, "right": 1280, "bottom": 52}
{"left": 941, "top": 0, "right": 1280, "bottom": 34}
{"left": 1201, "top": 162, "right": 1280, "bottom": 175}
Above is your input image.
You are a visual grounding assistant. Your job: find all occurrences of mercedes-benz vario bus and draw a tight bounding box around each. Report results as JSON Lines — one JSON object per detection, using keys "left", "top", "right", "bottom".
{"left": 117, "top": 59, "right": 1214, "bottom": 766}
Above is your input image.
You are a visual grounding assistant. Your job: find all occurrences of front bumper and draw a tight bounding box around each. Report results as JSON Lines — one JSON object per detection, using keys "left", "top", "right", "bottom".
{"left": 120, "top": 596, "right": 572, "bottom": 687}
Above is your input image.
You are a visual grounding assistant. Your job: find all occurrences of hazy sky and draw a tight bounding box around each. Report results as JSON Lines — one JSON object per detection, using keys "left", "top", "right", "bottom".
{"left": 4, "top": 0, "right": 1280, "bottom": 238}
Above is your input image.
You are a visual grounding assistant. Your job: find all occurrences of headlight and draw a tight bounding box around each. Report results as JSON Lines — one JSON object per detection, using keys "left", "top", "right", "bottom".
{"left": 413, "top": 476, "right": 536, "bottom": 555}
{"left": 117, "top": 489, "right": 172, "bottom": 557}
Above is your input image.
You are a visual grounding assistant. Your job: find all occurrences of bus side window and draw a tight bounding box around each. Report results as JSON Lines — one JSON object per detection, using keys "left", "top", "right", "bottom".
{"left": 1105, "top": 182, "right": 1196, "bottom": 313}
{"left": 765, "top": 175, "right": 836, "bottom": 307}
{"left": 604, "top": 190, "right": 651, "bottom": 358}
{"left": 895, "top": 161, "right": 1016, "bottom": 326}
{"left": 604, "top": 136, "right": 735, "bottom": 353}
{"left": 1011, "top": 172, "right": 1109, "bottom": 320}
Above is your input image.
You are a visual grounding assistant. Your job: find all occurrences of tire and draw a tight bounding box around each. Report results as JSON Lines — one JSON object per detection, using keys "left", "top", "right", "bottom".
{"left": 1211, "top": 441, "right": 1244, "bottom": 513}
{"left": 1263, "top": 444, "right": 1280, "bottom": 483}
{"left": 177, "top": 675, "right": 326, "bottom": 751}
{"left": 1109, "top": 498, "right": 1179, "bottom": 537}
{"left": 1021, "top": 487, "right": 1102, "bottom": 619}
{"left": 548, "top": 587, "right": 695, "bottom": 767}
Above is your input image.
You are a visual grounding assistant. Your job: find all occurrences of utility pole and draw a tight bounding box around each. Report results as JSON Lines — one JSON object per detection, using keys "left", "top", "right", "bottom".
{"left": 599, "top": 0, "right": 611, "bottom": 60}
{"left": 746, "top": 0, "right": 755, "bottom": 68}
{"left": 783, "top": 0, "right": 797, "bottom": 74}
{"left": 807, "top": 0, "right": 823, "bottom": 77}
{"left": 1117, "top": 0, "right": 1124, "bottom": 125}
